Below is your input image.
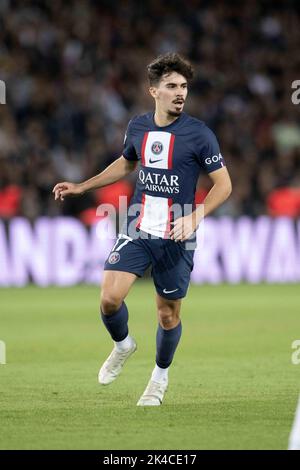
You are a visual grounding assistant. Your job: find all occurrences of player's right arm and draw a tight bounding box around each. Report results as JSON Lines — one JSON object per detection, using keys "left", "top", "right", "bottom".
{"left": 52, "top": 156, "right": 137, "bottom": 201}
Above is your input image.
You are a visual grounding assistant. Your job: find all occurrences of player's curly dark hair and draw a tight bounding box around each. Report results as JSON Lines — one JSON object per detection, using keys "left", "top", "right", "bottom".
{"left": 147, "top": 53, "right": 194, "bottom": 86}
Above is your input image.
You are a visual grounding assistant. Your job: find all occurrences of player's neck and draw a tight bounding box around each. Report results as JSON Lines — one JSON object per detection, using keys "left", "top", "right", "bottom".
{"left": 154, "top": 109, "right": 180, "bottom": 127}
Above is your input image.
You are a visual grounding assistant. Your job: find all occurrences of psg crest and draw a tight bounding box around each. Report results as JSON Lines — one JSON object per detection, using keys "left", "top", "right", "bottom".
{"left": 108, "top": 252, "right": 120, "bottom": 264}
{"left": 151, "top": 141, "right": 163, "bottom": 154}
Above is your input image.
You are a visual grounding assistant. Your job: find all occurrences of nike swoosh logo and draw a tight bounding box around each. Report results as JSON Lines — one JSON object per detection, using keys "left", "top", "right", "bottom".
{"left": 149, "top": 158, "right": 163, "bottom": 164}
{"left": 163, "top": 288, "right": 179, "bottom": 294}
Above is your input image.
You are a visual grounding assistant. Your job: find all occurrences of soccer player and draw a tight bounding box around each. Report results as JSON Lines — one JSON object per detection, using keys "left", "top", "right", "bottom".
{"left": 53, "top": 53, "right": 232, "bottom": 406}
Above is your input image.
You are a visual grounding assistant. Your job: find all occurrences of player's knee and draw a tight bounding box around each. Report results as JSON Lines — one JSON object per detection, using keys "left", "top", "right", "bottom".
{"left": 158, "top": 306, "right": 180, "bottom": 329}
{"left": 101, "top": 292, "right": 123, "bottom": 315}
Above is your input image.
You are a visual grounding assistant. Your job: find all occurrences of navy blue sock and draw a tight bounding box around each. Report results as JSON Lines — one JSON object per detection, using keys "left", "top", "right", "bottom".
{"left": 156, "top": 322, "right": 182, "bottom": 369}
{"left": 101, "top": 302, "right": 129, "bottom": 342}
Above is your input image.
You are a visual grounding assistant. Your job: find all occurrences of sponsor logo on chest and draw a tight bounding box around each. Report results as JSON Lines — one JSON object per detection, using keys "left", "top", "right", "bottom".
{"left": 138, "top": 169, "right": 179, "bottom": 194}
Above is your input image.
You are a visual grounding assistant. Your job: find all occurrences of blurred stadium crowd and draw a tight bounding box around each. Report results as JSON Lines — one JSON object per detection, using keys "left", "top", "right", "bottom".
{"left": 1, "top": 0, "right": 300, "bottom": 223}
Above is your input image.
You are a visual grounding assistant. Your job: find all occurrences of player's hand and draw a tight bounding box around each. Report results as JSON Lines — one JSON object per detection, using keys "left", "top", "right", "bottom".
{"left": 169, "top": 213, "right": 199, "bottom": 242}
{"left": 52, "top": 182, "right": 84, "bottom": 201}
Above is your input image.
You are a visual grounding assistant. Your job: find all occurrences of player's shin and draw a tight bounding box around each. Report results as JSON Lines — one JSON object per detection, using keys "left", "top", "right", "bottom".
{"left": 101, "top": 301, "right": 131, "bottom": 350}
{"left": 153, "top": 322, "right": 182, "bottom": 382}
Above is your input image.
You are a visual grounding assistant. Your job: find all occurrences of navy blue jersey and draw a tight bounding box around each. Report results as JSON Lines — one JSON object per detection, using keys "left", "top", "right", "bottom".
{"left": 122, "top": 112, "right": 225, "bottom": 238}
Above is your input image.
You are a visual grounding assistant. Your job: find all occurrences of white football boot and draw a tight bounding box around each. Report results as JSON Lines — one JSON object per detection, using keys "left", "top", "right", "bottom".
{"left": 137, "top": 378, "right": 168, "bottom": 406}
{"left": 98, "top": 337, "right": 137, "bottom": 385}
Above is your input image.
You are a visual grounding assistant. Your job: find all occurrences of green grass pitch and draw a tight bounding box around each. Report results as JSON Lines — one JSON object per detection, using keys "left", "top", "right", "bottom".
{"left": 0, "top": 283, "right": 299, "bottom": 449}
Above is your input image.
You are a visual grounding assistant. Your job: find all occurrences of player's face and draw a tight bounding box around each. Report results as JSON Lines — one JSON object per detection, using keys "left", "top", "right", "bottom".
{"left": 150, "top": 72, "right": 188, "bottom": 117}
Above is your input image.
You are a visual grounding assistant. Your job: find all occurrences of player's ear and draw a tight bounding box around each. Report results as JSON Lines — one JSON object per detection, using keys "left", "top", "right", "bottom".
{"left": 149, "top": 86, "right": 157, "bottom": 99}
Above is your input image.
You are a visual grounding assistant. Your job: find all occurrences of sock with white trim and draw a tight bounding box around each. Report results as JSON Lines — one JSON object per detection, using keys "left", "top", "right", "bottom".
{"left": 155, "top": 322, "right": 182, "bottom": 369}
{"left": 151, "top": 364, "right": 169, "bottom": 383}
{"left": 101, "top": 302, "right": 129, "bottom": 342}
{"left": 115, "top": 335, "right": 134, "bottom": 352}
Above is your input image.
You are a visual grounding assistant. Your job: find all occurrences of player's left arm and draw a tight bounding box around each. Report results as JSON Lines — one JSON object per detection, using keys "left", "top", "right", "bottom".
{"left": 169, "top": 166, "right": 232, "bottom": 242}
{"left": 199, "top": 166, "right": 232, "bottom": 217}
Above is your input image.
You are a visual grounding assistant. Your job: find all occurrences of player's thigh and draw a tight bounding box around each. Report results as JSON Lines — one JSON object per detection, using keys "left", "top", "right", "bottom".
{"left": 101, "top": 270, "right": 137, "bottom": 307}
{"left": 102, "top": 235, "right": 151, "bottom": 308}
{"left": 152, "top": 240, "right": 194, "bottom": 301}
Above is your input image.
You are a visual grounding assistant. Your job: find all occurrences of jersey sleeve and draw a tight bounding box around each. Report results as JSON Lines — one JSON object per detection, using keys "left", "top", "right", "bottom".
{"left": 122, "top": 119, "right": 138, "bottom": 161}
{"left": 196, "top": 126, "right": 226, "bottom": 173}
